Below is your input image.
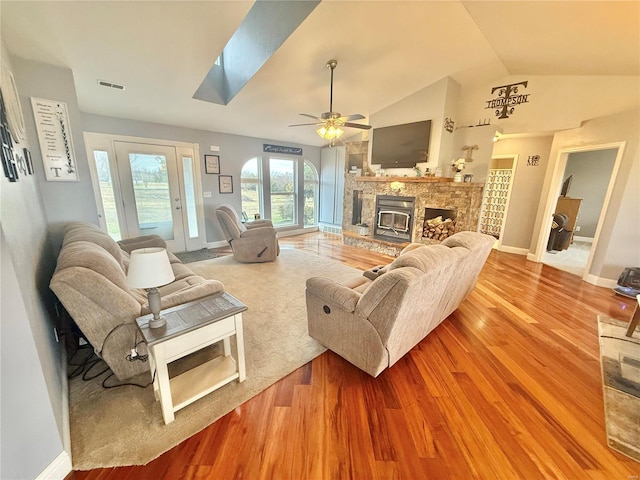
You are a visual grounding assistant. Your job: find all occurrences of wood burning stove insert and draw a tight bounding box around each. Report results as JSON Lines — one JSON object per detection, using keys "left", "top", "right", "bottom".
{"left": 374, "top": 195, "right": 415, "bottom": 243}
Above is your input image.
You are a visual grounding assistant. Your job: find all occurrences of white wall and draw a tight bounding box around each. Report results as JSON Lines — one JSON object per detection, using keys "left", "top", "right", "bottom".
{"left": 368, "top": 76, "right": 460, "bottom": 176}
{"left": 458, "top": 75, "right": 640, "bottom": 135}
{"left": 492, "top": 135, "right": 554, "bottom": 249}
{"left": 530, "top": 109, "right": 640, "bottom": 281}
{"left": 0, "top": 44, "right": 68, "bottom": 479}
{"left": 564, "top": 149, "right": 617, "bottom": 238}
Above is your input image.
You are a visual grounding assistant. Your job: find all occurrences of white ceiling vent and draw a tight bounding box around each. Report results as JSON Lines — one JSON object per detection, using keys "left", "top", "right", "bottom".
{"left": 97, "top": 79, "right": 125, "bottom": 90}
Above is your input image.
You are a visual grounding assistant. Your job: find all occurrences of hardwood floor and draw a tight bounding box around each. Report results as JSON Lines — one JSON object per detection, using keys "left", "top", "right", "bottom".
{"left": 67, "top": 232, "right": 639, "bottom": 479}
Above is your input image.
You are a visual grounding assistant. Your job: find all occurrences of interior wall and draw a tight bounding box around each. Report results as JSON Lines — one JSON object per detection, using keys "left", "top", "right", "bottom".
{"left": 457, "top": 75, "right": 640, "bottom": 135}
{"left": 492, "top": 135, "right": 553, "bottom": 250}
{"left": 0, "top": 44, "right": 67, "bottom": 477}
{"left": 530, "top": 109, "right": 640, "bottom": 282}
{"left": 11, "top": 56, "right": 99, "bottom": 250}
{"left": 368, "top": 76, "right": 458, "bottom": 176}
{"left": 450, "top": 124, "right": 496, "bottom": 182}
{"left": 563, "top": 149, "right": 617, "bottom": 238}
{"left": 81, "top": 113, "right": 321, "bottom": 243}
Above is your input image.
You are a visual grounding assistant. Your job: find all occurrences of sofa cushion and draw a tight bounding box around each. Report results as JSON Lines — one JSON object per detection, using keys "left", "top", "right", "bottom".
{"left": 56, "top": 240, "right": 129, "bottom": 290}
{"left": 62, "top": 222, "right": 125, "bottom": 270}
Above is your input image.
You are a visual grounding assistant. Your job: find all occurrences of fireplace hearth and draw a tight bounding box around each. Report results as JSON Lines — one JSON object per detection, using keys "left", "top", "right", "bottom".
{"left": 374, "top": 195, "right": 415, "bottom": 243}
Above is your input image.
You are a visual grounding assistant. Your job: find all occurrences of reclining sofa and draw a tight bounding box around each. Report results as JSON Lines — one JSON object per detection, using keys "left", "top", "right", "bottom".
{"left": 306, "top": 231, "right": 495, "bottom": 377}
{"left": 50, "top": 222, "right": 224, "bottom": 380}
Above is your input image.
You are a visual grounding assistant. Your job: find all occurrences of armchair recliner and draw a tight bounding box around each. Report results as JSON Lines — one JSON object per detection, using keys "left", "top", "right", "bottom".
{"left": 215, "top": 205, "right": 280, "bottom": 263}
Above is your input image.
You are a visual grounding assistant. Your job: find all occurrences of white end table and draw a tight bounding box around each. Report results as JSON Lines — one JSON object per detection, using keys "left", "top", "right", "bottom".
{"left": 136, "top": 292, "right": 247, "bottom": 424}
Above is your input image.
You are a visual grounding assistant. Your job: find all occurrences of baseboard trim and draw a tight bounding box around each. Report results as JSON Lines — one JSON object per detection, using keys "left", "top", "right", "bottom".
{"left": 319, "top": 224, "right": 342, "bottom": 235}
{"left": 36, "top": 451, "right": 72, "bottom": 480}
{"left": 527, "top": 252, "right": 538, "bottom": 262}
{"left": 205, "top": 240, "right": 228, "bottom": 249}
{"left": 573, "top": 236, "right": 594, "bottom": 243}
{"left": 278, "top": 227, "right": 318, "bottom": 238}
{"left": 497, "top": 245, "right": 529, "bottom": 256}
{"left": 583, "top": 273, "right": 618, "bottom": 288}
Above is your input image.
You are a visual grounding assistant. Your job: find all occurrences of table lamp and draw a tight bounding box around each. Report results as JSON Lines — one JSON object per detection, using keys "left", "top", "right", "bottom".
{"left": 126, "top": 247, "right": 175, "bottom": 328}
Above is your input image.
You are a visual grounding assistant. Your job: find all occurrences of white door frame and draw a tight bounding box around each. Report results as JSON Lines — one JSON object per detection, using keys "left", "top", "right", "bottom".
{"left": 83, "top": 132, "right": 206, "bottom": 252}
{"left": 530, "top": 141, "right": 625, "bottom": 283}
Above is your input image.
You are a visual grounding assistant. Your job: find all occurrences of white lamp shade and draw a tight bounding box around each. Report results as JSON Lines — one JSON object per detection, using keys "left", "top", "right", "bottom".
{"left": 126, "top": 247, "right": 175, "bottom": 289}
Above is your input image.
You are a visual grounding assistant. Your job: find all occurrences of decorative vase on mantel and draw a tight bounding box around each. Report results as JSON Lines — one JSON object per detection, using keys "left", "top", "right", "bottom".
{"left": 453, "top": 172, "right": 463, "bottom": 183}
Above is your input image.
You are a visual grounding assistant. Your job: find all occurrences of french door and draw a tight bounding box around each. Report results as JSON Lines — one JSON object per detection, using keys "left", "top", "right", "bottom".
{"left": 84, "top": 133, "right": 205, "bottom": 253}
{"left": 113, "top": 141, "right": 186, "bottom": 251}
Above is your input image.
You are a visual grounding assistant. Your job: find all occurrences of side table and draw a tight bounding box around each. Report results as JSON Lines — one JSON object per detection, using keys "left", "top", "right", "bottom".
{"left": 136, "top": 292, "right": 247, "bottom": 424}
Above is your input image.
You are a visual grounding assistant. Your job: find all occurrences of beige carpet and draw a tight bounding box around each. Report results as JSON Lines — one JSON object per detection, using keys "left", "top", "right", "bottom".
{"left": 598, "top": 315, "right": 640, "bottom": 463}
{"left": 69, "top": 248, "right": 362, "bottom": 469}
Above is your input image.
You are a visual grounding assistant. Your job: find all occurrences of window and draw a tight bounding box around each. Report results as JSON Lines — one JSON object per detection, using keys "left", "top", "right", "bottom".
{"left": 240, "top": 158, "right": 261, "bottom": 219}
{"left": 92, "top": 150, "right": 121, "bottom": 240}
{"left": 269, "top": 158, "right": 296, "bottom": 226}
{"left": 303, "top": 161, "right": 318, "bottom": 227}
{"left": 181, "top": 156, "right": 199, "bottom": 238}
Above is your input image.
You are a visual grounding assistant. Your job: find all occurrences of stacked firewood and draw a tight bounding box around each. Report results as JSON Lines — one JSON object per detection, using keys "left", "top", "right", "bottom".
{"left": 423, "top": 216, "right": 456, "bottom": 240}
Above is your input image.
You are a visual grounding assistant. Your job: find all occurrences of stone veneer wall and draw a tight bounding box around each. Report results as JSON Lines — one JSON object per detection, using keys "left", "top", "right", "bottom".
{"left": 343, "top": 176, "right": 484, "bottom": 246}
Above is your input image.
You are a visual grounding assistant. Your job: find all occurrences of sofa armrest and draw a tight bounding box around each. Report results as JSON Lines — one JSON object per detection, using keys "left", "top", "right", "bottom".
{"left": 306, "top": 276, "right": 361, "bottom": 313}
{"left": 245, "top": 219, "right": 273, "bottom": 229}
{"left": 118, "top": 235, "right": 167, "bottom": 254}
{"left": 239, "top": 226, "right": 276, "bottom": 238}
{"left": 363, "top": 265, "right": 388, "bottom": 281}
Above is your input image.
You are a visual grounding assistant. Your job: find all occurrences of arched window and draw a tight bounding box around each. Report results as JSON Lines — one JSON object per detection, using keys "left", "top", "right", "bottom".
{"left": 240, "top": 158, "right": 261, "bottom": 219}
{"left": 303, "top": 161, "right": 319, "bottom": 227}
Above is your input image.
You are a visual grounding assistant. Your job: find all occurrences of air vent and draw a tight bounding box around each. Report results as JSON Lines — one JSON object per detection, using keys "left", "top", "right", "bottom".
{"left": 97, "top": 80, "right": 125, "bottom": 90}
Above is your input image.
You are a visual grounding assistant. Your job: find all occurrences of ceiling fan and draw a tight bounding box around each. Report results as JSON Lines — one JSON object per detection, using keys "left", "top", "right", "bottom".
{"left": 289, "top": 59, "right": 371, "bottom": 143}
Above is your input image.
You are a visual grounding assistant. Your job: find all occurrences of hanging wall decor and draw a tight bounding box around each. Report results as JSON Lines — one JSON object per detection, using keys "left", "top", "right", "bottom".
{"left": 485, "top": 81, "right": 530, "bottom": 119}
{"left": 527, "top": 155, "right": 540, "bottom": 166}
{"left": 31, "top": 97, "right": 79, "bottom": 181}
{"left": 444, "top": 117, "right": 455, "bottom": 133}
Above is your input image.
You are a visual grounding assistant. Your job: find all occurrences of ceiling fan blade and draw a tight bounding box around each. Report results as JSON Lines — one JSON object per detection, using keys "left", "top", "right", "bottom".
{"left": 343, "top": 122, "right": 372, "bottom": 130}
{"left": 289, "top": 122, "right": 321, "bottom": 127}
{"left": 342, "top": 114, "right": 365, "bottom": 121}
{"left": 299, "top": 113, "right": 321, "bottom": 120}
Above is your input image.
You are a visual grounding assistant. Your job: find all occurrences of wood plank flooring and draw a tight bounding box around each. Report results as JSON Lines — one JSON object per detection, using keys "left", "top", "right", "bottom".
{"left": 66, "top": 232, "right": 639, "bottom": 479}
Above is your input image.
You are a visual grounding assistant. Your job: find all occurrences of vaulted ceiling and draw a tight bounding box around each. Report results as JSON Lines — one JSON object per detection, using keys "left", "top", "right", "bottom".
{"left": 2, "top": 1, "right": 639, "bottom": 147}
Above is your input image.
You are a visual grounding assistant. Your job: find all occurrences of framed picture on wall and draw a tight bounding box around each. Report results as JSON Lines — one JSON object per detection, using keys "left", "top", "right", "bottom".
{"left": 204, "top": 154, "right": 220, "bottom": 174}
{"left": 219, "top": 175, "right": 233, "bottom": 194}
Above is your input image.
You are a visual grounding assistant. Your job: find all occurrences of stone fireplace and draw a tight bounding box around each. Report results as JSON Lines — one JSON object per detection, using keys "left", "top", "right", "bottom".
{"left": 342, "top": 175, "right": 484, "bottom": 255}
{"left": 374, "top": 195, "right": 415, "bottom": 243}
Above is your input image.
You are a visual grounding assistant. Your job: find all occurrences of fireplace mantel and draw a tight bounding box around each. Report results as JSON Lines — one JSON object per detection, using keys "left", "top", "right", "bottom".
{"left": 342, "top": 174, "right": 484, "bottom": 253}
{"left": 354, "top": 176, "right": 454, "bottom": 183}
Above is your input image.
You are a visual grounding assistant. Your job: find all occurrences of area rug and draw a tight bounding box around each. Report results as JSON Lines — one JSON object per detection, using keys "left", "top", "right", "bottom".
{"left": 173, "top": 248, "right": 220, "bottom": 263}
{"left": 69, "top": 248, "right": 362, "bottom": 469}
{"left": 598, "top": 315, "right": 640, "bottom": 462}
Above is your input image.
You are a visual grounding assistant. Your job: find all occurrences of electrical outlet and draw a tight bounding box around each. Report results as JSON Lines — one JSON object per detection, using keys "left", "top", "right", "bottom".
{"left": 203, "top": 191, "right": 212, "bottom": 198}
{"left": 575, "top": 226, "right": 581, "bottom": 232}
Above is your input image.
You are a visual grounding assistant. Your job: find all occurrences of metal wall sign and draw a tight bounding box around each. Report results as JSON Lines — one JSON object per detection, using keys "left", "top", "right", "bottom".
{"left": 527, "top": 155, "right": 540, "bottom": 166}
{"left": 263, "top": 144, "right": 303, "bottom": 155}
{"left": 485, "top": 81, "right": 530, "bottom": 119}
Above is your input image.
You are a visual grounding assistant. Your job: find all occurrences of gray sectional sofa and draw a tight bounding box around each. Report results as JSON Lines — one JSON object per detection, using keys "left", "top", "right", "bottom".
{"left": 305, "top": 231, "right": 495, "bottom": 377}
{"left": 50, "top": 222, "right": 224, "bottom": 380}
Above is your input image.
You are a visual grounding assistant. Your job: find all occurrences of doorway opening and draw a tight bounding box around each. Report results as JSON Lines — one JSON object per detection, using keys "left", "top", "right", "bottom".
{"left": 533, "top": 142, "right": 625, "bottom": 281}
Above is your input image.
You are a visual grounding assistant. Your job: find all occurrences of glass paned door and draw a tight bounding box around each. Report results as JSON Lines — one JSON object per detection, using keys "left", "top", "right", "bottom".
{"left": 114, "top": 141, "right": 186, "bottom": 252}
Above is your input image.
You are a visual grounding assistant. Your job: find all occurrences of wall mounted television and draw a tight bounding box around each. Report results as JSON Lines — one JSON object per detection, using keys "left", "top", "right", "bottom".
{"left": 371, "top": 120, "right": 431, "bottom": 169}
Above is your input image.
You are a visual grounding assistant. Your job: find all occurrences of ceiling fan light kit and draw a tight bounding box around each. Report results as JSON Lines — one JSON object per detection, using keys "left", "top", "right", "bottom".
{"left": 290, "top": 59, "right": 371, "bottom": 145}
